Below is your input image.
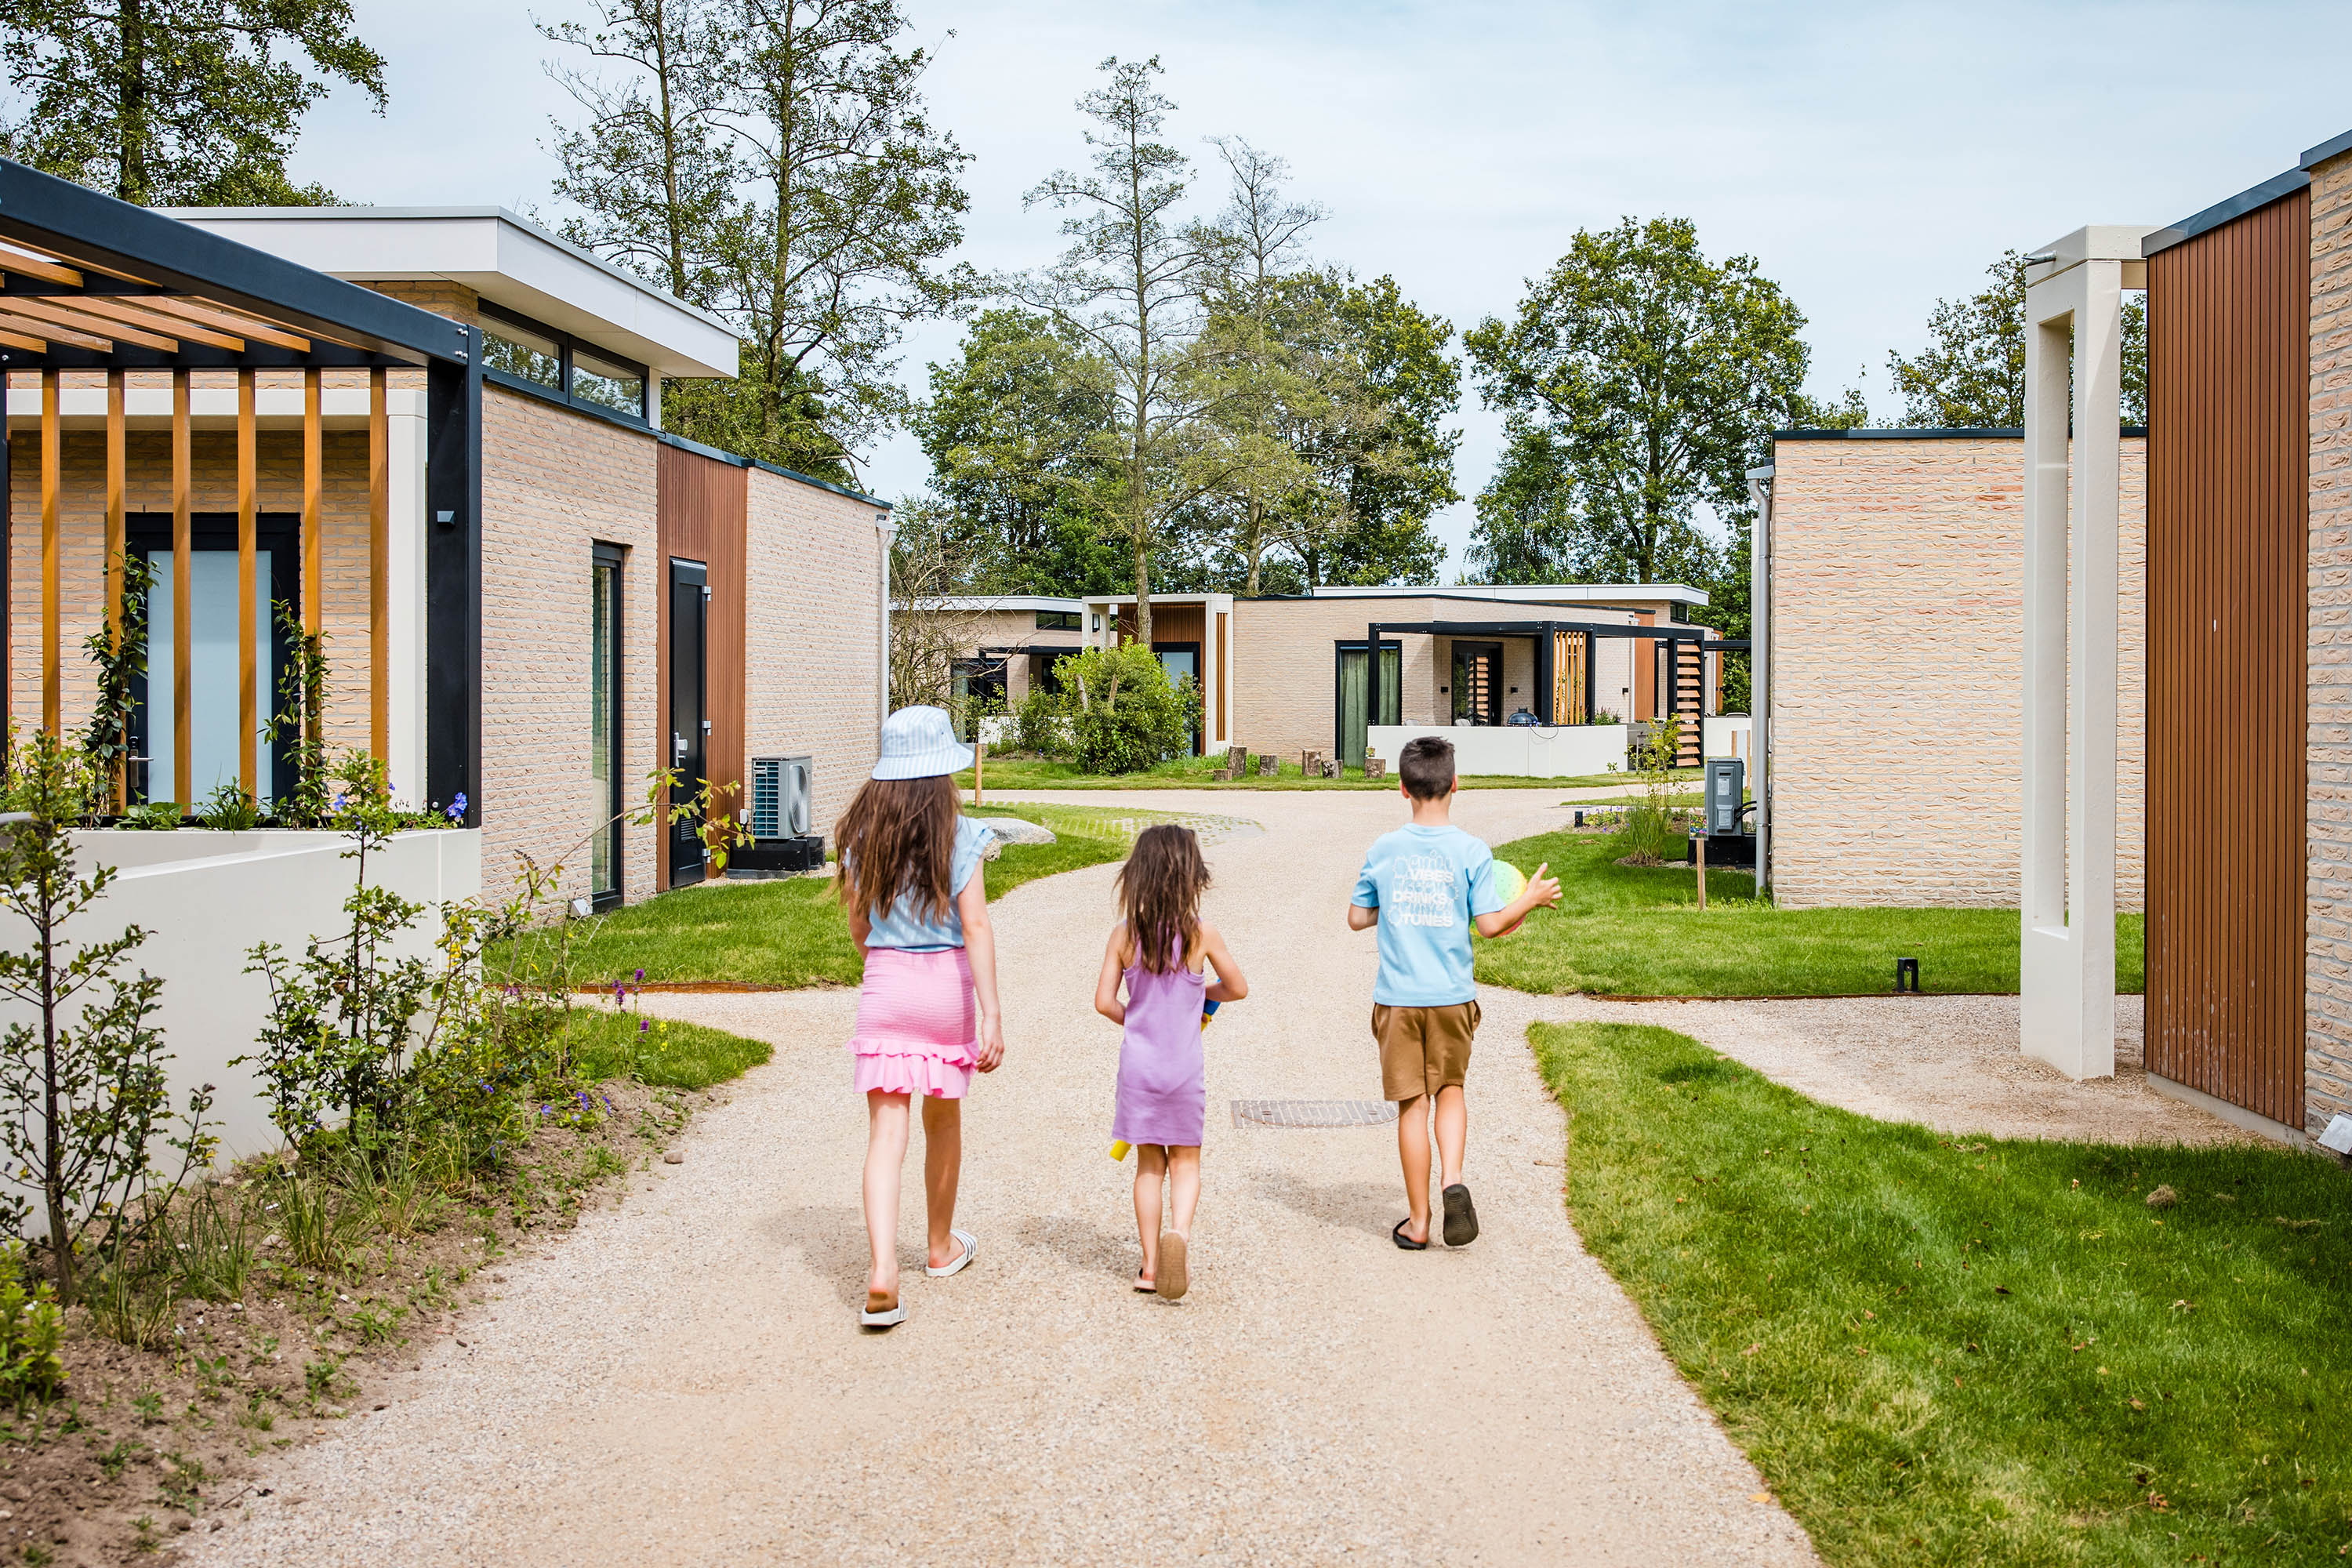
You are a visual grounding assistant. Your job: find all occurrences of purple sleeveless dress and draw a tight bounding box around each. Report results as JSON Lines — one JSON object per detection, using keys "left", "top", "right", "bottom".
{"left": 1112, "top": 945, "right": 1207, "bottom": 1148}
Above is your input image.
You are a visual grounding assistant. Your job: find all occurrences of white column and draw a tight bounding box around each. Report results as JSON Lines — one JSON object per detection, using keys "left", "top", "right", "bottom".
{"left": 2020, "top": 227, "right": 2150, "bottom": 1080}
{"left": 875, "top": 514, "right": 895, "bottom": 726}
{"left": 387, "top": 387, "right": 429, "bottom": 808}
{"left": 1746, "top": 462, "right": 1774, "bottom": 898}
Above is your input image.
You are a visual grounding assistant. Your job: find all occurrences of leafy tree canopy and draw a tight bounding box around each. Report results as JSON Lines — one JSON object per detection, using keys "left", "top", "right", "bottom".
{"left": 1886, "top": 249, "right": 2147, "bottom": 427}
{"left": 1463, "top": 216, "right": 1813, "bottom": 586}
{"left": 0, "top": 0, "right": 385, "bottom": 205}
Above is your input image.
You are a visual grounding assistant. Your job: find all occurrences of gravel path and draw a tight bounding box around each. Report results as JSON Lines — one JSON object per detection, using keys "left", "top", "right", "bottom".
{"left": 191, "top": 787, "right": 1816, "bottom": 1567}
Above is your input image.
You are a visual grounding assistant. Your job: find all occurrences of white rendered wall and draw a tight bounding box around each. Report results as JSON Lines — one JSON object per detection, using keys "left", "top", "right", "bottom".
{"left": 1367, "top": 724, "right": 1628, "bottom": 779}
{"left": 0, "top": 829, "right": 481, "bottom": 1234}
{"left": 1702, "top": 714, "right": 1753, "bottom": 763}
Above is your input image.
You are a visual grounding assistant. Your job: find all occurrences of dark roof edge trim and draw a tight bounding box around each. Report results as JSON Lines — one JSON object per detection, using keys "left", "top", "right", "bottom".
{"left": 1771, "top": 426, "right": 2147, "bottom": 442}
{"left": 1247, "top": 589, "right": 1702, "bottom": 608}
{"left": 0, "top": 158, "right": 466, "bottom": 366}
{"left": 2303, "top": 127, "right": 2352, "bottom": 171}
{"left": 2144, "top": 167, "right": 2309, "bottom": 256}
{"left": 652, "top": 428, "right": 889, "bottom": 507}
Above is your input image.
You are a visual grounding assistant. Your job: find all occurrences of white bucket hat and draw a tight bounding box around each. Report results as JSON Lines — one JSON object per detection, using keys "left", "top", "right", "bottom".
{"left": 871, "top": 705, "right": 975, "bottom": 780}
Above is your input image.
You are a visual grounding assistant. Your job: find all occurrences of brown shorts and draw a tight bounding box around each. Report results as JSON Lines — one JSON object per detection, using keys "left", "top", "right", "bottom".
{"left": 1372, "top": 1001, "right": 1480, "bottom": 1102}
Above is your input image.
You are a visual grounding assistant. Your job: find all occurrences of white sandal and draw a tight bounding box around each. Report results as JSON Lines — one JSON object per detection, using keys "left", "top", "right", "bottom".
{"left": 858, "top": 1288, "right": 905, "bottom": 1329}
{"left": 925, "top": 1229, "right": 978, "bottom": 1279}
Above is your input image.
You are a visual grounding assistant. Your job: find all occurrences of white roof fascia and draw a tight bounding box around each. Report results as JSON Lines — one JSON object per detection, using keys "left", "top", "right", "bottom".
{"left": 1307, "top": 583, "right": 1711, "bottom": 608}
{"left": 162, "top": 206, "right": 739, "bottom": 379}
{"left": 1081, "top": 593, "right": 1233, "bottom": 608}
{"left": 898, "top": 595, "right": 1085, "bottom": 614}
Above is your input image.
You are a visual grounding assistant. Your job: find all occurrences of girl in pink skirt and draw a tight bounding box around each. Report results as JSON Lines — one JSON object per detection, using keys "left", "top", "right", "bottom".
{"left": 1092, "top": 826, "right": 1247, "bottom": 1301}
{"left": 839, "top": 706, "right": 1005, "bottom": 1329}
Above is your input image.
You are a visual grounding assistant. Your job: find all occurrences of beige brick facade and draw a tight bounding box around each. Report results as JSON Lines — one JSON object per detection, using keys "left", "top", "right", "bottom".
{"left": 2308, "top": 148, "right": 2352, "bottom": 1133}
{"left": 477, "top": 387, "right": 660, "bottom": 904}
{"left": 744, "top": 465, "right": 881, "bottom": 837}
{"left": 1768, "top": 434, "right": 2147, "bottom": 910}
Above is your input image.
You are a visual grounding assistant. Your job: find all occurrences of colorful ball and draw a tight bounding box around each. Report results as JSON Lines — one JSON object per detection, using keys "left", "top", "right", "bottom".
{"left": 1490, "top": 860, "right": 1527, "bottom": 904}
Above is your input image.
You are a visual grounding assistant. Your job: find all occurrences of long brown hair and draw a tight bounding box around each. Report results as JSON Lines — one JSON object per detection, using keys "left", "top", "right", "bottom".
{"left": 1117, "top": 824, "right": 1209, "bottom": 975}
{"left": 836, "top": 775, "right": 960, "bottom": 922}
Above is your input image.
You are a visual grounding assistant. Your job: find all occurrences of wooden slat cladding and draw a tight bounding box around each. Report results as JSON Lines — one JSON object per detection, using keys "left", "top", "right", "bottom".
{"left": 655, "top": 444, "right": 748, "bottom": 885}
{"left": 2146, "top": 188, "right": 2309, "bottom": 1127}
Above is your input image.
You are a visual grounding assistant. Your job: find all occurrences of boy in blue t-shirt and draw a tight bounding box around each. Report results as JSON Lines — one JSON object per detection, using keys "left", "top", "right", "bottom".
{"left": 1348, "top": 735, "right": 1558, "bottom": 1250}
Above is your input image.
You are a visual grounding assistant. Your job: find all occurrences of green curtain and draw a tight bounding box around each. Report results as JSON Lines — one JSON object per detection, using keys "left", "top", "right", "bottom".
{"left": 1338, "top": 645, "right": 1402, "bottom": 766}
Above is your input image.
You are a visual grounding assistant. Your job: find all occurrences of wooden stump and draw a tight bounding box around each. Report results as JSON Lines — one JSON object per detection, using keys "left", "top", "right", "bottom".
{"left": 1258, "top": 754, "right": 1279, "bottom": 778}
{"left": 1363, "top": 756, "right": 1386, "bottom": 780}
{"left": 1300, "top": 749, "right": 1323, "bottom": 776}
{"left": 1227, "top": 746, "right": 1249, "bottom": 777}
{"left": 1210, "top": 768, "right": 1231, "bottom": 782}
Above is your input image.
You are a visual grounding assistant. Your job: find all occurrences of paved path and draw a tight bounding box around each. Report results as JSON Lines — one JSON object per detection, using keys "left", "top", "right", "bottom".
{"left": 193, "top": 789, "right": 1816, "bottom": 1567}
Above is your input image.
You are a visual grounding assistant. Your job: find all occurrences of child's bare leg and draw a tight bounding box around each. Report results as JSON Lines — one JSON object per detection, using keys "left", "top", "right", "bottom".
{"left": 863, "top": 1091, "right": 912, "bottom": 1297}
{"left": 1433, "top": 1085, "right": 1468, "bottom": 1189}
{"left": 920, "top": 1094, "right": 963, "bottom": 1269}
{"left": 1395, "top": 1094, "right": 1432, "bottom": 1243}
{"left": 1167, "top": 1145, "right": 1202, "bottom": 1236}
{"left": 1133, "top": 1145, "right": 1168, "bottom": 1277}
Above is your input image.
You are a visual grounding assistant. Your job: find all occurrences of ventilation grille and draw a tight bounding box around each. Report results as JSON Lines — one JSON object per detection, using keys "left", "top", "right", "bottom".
{"left": 750, "top": 755, "right": 812, "bottom": 839}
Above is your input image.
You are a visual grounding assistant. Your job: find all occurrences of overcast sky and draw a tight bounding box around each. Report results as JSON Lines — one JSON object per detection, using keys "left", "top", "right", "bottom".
{"left": 291, "top": 0, "right": 2347, "bottom": 576}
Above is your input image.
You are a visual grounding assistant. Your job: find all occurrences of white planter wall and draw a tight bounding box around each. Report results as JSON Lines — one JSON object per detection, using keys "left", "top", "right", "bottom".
{"left": 1703, "top": 715, "right": 1753, "bottom": 763}
{"left": 1366, "top": 724, "right": 1629, "bottom": 779}
{"left": 2, "top": 829, "right": 481, "bottom": 1232}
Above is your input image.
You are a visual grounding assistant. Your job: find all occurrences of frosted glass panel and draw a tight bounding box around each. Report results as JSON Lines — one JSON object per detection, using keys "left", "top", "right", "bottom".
{"left": 147, "top": 551, "right": 274, "bottom": 805}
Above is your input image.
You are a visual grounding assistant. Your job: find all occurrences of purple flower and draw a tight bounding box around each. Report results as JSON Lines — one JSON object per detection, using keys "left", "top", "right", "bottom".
{"left": 633, "top": 967, "right": 644, "bottom": 984}
{"left": 448, "top": 792, "right": 469, "bottom": 822}
{"left": 638, "top": 1018, "right": 649, "bottom": 1034}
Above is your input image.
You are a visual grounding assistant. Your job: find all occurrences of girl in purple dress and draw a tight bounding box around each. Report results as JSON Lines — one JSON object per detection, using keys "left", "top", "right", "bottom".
{"left": 1092, "top": 826, "right": 1247, "bottom": 1301}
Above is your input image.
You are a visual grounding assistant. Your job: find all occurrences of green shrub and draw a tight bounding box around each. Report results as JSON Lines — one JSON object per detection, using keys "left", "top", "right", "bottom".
{"left": 1012, "top": 686, "right": 1071, "bottom": 760}
{"left": 0, "top": 1243, "right": 65, "bottom": 1411}
{"left": 1059, "top": 644, "right": 1197, "bottom": 775}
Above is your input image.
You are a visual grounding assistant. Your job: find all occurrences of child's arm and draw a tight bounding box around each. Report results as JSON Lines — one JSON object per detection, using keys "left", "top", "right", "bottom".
{"left": 847, "top": 907, "right": 872, "bottom": 946}
{"left": 1093, "top": 924, "right": 1130, "bottom": 1025}
{"left": 956, "top": 873, "right": 1005, "bottom": 1072}
{"left": 1199, "top": 920, "right": 1248, "bottom": 1003}
{"left": 1472, "top": 860, "right": 1562, "bottom": 938}
{"left": 1347, "top": 903, "right": 1378, "bottom": 931}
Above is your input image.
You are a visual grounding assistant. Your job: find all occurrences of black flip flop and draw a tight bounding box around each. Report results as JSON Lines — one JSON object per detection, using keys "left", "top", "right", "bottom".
{"left": 1392, "top": 1218, "right": 1428, "bottom": 1250}
{"left": 1442, "top": 1183, "right": 1479, "bottom": 1247}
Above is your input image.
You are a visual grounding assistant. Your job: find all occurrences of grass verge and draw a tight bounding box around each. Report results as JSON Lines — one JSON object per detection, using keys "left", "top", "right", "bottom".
{"left": 562, "top": 1005, "right": 775, "bottom": 1090}
{"left": 1480, "top": 826, "right": 2143, "bottom": 996}
{"left": 561, "top": 802, "right": 1136, "bottom": 988}
{"left": 955, "top": 752, "right": 1685, "bottom": 792}
{"left": 1530, "top": 1019, "right": 2352, "bottom": 1565}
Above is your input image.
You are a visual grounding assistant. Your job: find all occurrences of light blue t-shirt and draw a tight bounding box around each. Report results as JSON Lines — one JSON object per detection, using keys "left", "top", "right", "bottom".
{"left": 859, "top": 816, "right": 995, "bottom": 951}
{"left": 1352, "top": 824, "right": 1507, "bottom": 1007}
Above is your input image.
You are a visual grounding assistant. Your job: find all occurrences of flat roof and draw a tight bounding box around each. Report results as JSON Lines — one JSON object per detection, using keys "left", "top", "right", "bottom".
{"left": 1305, "top": 583, "right": 1708, "bottom": 608}
{"left": 2141, "top": 123, "right": 2350, "bottom": 258}
{"left": 900, "top": 594, "right": 1082, "bottom": 613}
{"left": 163, "top": 205, "right": 739, "bottom": 379}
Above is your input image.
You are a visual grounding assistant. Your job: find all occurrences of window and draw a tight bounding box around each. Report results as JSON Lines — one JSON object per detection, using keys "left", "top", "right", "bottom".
{"left": 479, "top": 303, "right": 652, "bottom": 423}
{"left": 572, "top": 346, "right": 647, "bottom": 416}
{"left": 590, "top": 545, "right": 624, "bottom": 905}
{"left": 1035, "top": 608, "right": 1081, "bottom": 630}
{"left": 482, "top": 318, "right": 561, "bottom": 390}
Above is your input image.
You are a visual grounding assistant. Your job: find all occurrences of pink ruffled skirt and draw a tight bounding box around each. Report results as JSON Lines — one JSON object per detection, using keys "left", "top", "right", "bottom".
{"left": 849, "top": 946, "right": 978, "bottom": 1099}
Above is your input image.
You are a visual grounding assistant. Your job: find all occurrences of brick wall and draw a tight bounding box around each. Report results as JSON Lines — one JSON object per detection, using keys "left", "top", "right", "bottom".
{"left": 745, "top": 466, "right": 880, "bottom": 834}
{"left": 361, "top": 279, "right": 480, "bottom": 328}
{"left": 1768, "top": 435, "right": 2147, "bottom": 909}
{"left": 2308, "top": 149, "right": 2352, "bottom": 1134}
{"left": 479, "top": 387, "right": 660, "bottom": 905}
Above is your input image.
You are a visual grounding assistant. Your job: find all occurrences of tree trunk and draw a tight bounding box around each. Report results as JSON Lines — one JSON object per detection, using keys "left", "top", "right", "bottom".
{"left": 117, "top": 0, "right": 148, "bottom": 205}
{"left": 38, "top": 873, "right": 70, "bottom": 1300}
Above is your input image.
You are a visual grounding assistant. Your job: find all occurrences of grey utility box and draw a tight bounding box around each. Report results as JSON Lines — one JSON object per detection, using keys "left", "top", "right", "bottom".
{"left": 1704, "top": 758, "right": 1745, "bottom": 836}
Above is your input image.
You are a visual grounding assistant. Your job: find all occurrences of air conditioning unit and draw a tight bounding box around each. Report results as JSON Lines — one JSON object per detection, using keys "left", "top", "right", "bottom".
{"left": 750, "top": 755, "right": 813, "bottom": 838}
{"left": 732, "top": 756, "right": 822, "bottom": 878}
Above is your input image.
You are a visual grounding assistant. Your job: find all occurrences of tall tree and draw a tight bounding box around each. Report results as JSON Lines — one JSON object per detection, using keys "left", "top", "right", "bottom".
{"left": 1464, "top": 216, "right": 1812, "bottom": 586}
{"left": 0, "top": 0, "right": 384, "bottom": 205}
{"left": 1886, "top": 249, "right": 2147, "bottom": 426}
{"left": 541, "top": 0, "right": 734, "bottom": 304}
{"left": 1300, "top": 274, "right": 1456, "bottom": 588}
{"left": 543, "top": 0, "right": 972, "bottom": 485}
{"left": 911, "top": 307, "right": 1127, "bottom": 594}
{"left": 1004, "top": 56, "right": 1221, "bottom": 645}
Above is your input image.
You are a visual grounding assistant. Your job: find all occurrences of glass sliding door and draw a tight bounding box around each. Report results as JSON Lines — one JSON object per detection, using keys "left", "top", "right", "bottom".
{"left": 133, "top": 514, "right": 295, "bottom": 808}
{"left": 1153, "top": 641, "right": 1200, "bottom": 753}
{"left": 1335, "top": 641, "right": 1401, "bottom": 767}
{"left": 590, "top": 545, "right": 623, "bottom": 906}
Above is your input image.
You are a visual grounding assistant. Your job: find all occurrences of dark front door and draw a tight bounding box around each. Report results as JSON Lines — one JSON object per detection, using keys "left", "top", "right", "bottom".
{"left": 1451, "top": 641, "right": 1502, "bottom": 726}
{"left": 669, "top": 557, "right": 708, "bottom": 887}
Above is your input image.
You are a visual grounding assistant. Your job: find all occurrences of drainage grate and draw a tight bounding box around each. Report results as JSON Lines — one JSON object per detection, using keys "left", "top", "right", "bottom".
{"left": 1229, "top": 1099, "right": 1399, "bottom": 1130}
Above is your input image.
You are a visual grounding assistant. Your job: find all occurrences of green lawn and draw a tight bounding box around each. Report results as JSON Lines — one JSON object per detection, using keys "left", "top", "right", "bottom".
{"left": 1479, "top": 827, "right": 2144, "bottom": 996}
{"left": 562, "top": 1005, "right": 773, "bottom": 1090}
{"left": 1532, "top": 1019, "right": 2352, "bottom": 1566}
{"left": 957, "top": 750, "right": 1690, "bottom": 793}
{"left": 557, "top": 803, "right": 1134, "bottom": 988}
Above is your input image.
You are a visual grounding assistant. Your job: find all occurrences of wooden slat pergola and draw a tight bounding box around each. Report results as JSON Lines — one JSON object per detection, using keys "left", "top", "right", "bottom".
{"left": 0, "top": 158, "right": 483, "bottom": 818}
